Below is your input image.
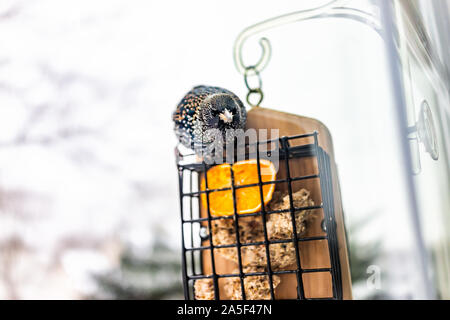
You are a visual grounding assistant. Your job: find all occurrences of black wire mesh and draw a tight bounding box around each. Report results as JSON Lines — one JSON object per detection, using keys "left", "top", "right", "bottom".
{"left": 176, "top": 132, "right": 343, "bottom": 300}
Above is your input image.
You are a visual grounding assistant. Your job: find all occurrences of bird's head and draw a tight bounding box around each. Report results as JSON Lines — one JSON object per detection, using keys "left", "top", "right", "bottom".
{"left": 202, "top": 93, "right": 244, "bottom": 131}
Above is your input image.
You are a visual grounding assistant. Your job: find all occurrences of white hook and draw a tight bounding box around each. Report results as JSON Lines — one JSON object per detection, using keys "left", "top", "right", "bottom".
{"left": 233, "top": 0, "right": 381, "bottom": 75}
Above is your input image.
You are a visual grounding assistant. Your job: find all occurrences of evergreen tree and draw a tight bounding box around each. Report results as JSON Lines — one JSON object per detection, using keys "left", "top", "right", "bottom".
{"left": 92, "top": 238, "right": 183, "bottom": 300}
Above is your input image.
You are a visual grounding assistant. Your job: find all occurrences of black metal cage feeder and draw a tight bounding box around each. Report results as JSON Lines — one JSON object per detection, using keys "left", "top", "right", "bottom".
{"left": 176, "top": 132, "right": 343, "bottom": 300}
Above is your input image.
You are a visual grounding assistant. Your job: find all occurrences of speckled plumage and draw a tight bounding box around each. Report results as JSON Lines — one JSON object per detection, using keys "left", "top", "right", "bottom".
{"left": 173, "top": 85, "right": 246, "bottom": 154}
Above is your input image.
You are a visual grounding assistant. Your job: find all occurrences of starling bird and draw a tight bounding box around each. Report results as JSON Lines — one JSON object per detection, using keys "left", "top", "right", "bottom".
{"left": 173, "top": 85, "right": 247, "bottom": 155}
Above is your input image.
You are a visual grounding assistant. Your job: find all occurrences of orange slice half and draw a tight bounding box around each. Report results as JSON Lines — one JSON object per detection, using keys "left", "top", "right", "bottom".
{"left": 200, "top": 159, "right": 276, "bottom": 216}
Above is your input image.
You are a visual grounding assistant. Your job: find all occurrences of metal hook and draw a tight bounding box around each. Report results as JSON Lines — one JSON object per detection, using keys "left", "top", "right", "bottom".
{"left": 233, "top": 0, "right": 381, "bottom": 75}
{"left": 233, "top": 0, "right": 349, "bottom": 75}
{"left": 244, "top": 66, "right": 264, "bottom": 107}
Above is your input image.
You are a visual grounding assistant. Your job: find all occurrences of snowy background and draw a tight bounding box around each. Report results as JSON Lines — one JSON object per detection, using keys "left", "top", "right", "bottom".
{"left": 0, "top": 0, "right": 447, "bottom": 299}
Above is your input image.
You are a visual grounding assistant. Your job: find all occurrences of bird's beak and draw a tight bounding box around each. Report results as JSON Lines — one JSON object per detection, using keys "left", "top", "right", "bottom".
{"left": 219, "top": 109, "right": 233, "bottom": 123}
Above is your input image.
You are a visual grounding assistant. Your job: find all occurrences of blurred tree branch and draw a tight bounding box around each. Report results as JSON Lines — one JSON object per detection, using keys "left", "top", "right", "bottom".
{"left": 0, "top": 236, "right": 28, "bottom": 299}
{"left": 0, "top": 2, "right": 21, "bottom": 20}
